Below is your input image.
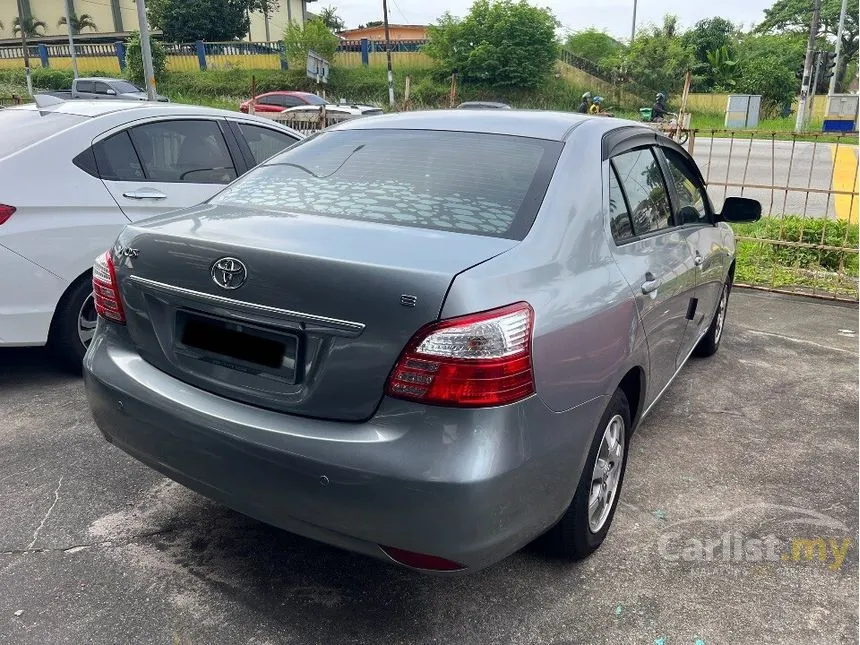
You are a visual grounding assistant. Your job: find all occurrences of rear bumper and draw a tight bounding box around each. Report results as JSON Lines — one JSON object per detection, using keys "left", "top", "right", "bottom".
{"left": 84, "top": 324, "right": 606, "bottom": 572}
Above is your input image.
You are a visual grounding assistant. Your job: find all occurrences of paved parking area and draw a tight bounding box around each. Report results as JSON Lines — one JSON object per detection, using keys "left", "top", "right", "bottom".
{"left": 1, "top": 289, "right": 857, "bottom": 645}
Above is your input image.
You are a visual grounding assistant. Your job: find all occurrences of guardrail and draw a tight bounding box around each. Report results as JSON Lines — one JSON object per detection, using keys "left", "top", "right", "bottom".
{"left": 684, "top": 129, "right": 859, "bottom": 301}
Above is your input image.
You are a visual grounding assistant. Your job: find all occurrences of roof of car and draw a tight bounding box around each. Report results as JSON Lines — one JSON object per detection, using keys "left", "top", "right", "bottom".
{"left": 259, "top": 91, "right": 321, "bottom": 97}
{"left": 15, "top": 99, "right": 249, "bottom": 119}
{"left": 329, "top": 109, "right": 632, "bottom": 142}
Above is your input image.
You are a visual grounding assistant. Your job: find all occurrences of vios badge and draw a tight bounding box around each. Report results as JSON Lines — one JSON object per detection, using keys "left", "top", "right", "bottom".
{"left": 211, "top": 257, "right": 248, "bottom": 290}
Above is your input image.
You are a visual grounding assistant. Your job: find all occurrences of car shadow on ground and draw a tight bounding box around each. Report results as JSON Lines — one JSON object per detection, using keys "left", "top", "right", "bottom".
{"left": 0, "top": 347, "right": 78, "bottom": 386}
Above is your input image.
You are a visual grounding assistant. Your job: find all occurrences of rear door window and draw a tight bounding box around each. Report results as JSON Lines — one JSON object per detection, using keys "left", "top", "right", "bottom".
{"left": 213, "top": 129, "right": 563, "bottom": 240}
{"left": 608, "top": 164, "right": 635, "bottom": 243}
{"left": 258, "top": 95, "right": 283, "bottom": 107}
{"left": 93, "top": 131, "right": 145, "bottom": 181}
{"left": 75, "top": 80, "right": 94, "bottom": 93}
{"left": 235, "top": 123, "right": 299, "bottom": 164}
{"left": 611, "top": 148, "right": 673, "bottom": 236}
{"left": 128, "top": 119, "right": 238, "bottom": 183}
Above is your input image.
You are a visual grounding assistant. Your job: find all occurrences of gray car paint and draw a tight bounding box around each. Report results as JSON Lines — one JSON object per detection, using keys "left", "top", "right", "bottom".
{"left": 84, "top": 111, "right": 736, "bottom": 571}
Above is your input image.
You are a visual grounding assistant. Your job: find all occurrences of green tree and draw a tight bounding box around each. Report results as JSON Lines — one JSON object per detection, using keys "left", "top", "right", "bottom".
{"left": 623, "top": 15, "right": 694, "bottom": 95}
{"left": 757, "top": 0, "right": 859, "bottom": 92}
{"left": 13, "top": 16, "right": 48, "bottom": 37}
{"left": 125, "top": 30, "right": 167, "bottom": 86}
{"left": 318, "top": 6, "right": 345, "bottom": 32}
{"left": 58, "top": 12, "right": 98, "bottom": 34}
{"left": 425, "top": 0, "right": 559, "bottom": 89}
{"left": 283, "top": 17, "right": 339, "bottom": 66}
{"left": 147, "top": 0, "right": 251, "bottom": 42}
{"left": 683, "top": 17, "right": 738, "bottom": 90}
{"left": 705, "top": 45, "right": 739, "bottom": 90}
{"left": 564, "top": 29, "right": 624, "bottom": 70}
{"left": 735, "top": 32, "right": 806, "bottom": 115}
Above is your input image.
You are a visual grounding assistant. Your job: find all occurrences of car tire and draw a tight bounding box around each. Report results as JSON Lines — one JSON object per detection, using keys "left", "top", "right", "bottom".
{"left": 693, "top": 279, "right": 731, "bottom": 358}
{"left": 541, "top": 388, "right": 631, "bottom": 560}
{"left": 49, "top": 275, "right": 96, "bottom": 373}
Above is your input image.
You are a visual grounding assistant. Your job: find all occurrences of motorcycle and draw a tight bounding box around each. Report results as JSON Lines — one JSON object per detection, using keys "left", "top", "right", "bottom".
{"left": 640, "top": 108, "right": 689, "bottom": 145}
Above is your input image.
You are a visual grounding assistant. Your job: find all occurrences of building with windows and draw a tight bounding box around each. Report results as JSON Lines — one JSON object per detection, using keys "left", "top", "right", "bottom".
{"left": 0, "top": 0, "right": 312, "bottom": 44}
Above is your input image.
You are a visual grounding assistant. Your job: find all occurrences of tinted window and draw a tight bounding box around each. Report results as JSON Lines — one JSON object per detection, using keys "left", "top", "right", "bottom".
{"left": 213, "top": 130, "right": 563, "bottom": 240}
{"left": 661, "top": 148, "right": 710, "bottom": 225}
{"left": 94, "top": 131, "right": 145, "bottom": 181}
{"left": 237, "top": 123, "right": 298, "bottom": 164}
{"left": 258, "top": 95, "right": 285, "bottom": 107}
{"left": 608, "top": 164, "right": 634, "bottom": 242}
{"left": 129, "top": 120, "right": 237, "bottom": 183}
{"left": 0, "top": 109, "right": 86, "bottom": 156}
{"left": 302, "top": 94, "right": 327, "bottom": 105}
{"left": 612, "top": 148, "right": 673, "bottom": 236}
{"left": 94, "top": 82, "right": 112, "bottom": 95}
{"left": 75, "top": 80, "right": 94, "bottom": 93}
{"left": 281, "top": 95, "right": 304, "bottom": 107}
{"left": 111, "top": 80, "right": 141, "bottom": 93}
{"left": 73, "top": 147, "right": 99, "bottom": 176}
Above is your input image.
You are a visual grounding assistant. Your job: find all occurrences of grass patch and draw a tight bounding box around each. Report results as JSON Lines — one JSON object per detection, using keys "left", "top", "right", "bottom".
{"left": 731, "top": 216, "right": 859, "bottom": 298}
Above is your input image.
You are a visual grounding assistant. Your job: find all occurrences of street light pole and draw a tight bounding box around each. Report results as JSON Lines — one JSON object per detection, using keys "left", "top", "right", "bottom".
{"left": 630, "top": 0, "right": 637, "bottom": 44}
{"left": 382, "top": 0, "right": 394, "bottom": 106}
{"left": 829, "top": 0, "right": 848, "bottom": 96}
{"left": 795, "top": 0, "right": 821, "bottom": 133}
{"left": 135, "top": 0, "right": 157, "bottom": 100}
{"left": 63, "top": 0, "right": 79, "bottom": 79}
{"left": 15, "top": 0, "right": 33, "bottom": 97}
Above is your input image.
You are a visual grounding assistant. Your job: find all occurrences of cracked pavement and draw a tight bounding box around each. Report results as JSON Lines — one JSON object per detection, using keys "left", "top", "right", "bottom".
{"left": 0, "top": 289, "right": 857, "bottom": 644}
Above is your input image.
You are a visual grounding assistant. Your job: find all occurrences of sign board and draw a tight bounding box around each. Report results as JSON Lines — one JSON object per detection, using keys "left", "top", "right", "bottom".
{"left": 306, "top": 49, "right": 330, "bottom": 84}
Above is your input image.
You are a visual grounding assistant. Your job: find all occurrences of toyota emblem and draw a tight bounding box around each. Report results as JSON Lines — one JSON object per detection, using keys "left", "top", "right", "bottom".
{"left": 210, "top": 257, "right": 247, "bottom": 290}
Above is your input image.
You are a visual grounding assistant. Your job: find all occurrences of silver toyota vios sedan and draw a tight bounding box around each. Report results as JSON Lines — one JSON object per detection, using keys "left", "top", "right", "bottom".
{"left": 84, "top": 110, "right": 760, "bottom": 573}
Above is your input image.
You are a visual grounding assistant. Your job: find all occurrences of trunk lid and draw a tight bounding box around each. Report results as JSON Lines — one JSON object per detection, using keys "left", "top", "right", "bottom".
{"left": 114, "top": 203, "right": 517, "bottom": 421}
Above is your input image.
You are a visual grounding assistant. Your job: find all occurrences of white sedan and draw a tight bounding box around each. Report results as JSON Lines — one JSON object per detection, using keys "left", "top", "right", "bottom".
{"left": 0, "top": 97, "right": 302, "bottom": 369}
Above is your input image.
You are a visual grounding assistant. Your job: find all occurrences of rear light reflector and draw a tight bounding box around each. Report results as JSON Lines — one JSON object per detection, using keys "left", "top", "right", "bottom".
{"left": 0, "top": 204, "right": 15, "bottom": 226}
{"left": 385, "top": 302, "right": 535, "bottom": 407}
{"left": 380, "top": 546, "right": 466, "bottom": 572}
{"left": 93, "top": 251, "right": 126, "bottom": 324}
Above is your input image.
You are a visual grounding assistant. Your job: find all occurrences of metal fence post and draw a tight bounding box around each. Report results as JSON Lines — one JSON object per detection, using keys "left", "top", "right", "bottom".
{"left": 279, "top": 42, "right": 288, "bottom": 70}
{"left": 195, "top": 40, "right": 207, "bottom": 71}
{"left": 37, "top": 44, "right": 49, "bottom": 68}
{"left": 360, "top": 38, "right": 369, "bottom": 66}
{"left": 115, "top": 41, "right": 127, "bottom": 71}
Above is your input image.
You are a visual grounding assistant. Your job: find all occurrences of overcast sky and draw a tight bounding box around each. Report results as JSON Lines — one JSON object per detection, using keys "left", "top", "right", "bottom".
{"left": 333, "top": 0, "right": 775, "bottom": 38}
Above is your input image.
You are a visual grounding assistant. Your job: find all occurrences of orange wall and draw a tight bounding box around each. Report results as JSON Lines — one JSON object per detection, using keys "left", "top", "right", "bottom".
{"left": 340, "top": 26, "right": 427, "bottom": 41}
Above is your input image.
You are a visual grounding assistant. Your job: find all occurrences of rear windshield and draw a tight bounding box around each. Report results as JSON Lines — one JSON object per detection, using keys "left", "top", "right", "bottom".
{"left": 0, "top": 109, "right": 87, "bottom": 156}
{"left": 212, "top": 129, "right": 562, "bottom": 239}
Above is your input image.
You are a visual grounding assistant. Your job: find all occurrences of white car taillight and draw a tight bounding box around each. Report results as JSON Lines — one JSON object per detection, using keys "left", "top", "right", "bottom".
{"left": 386, "top": 302, "right": 535, "bottom": 407}
{"left": 92, "top": 251, "right": 126, "bottom": 324}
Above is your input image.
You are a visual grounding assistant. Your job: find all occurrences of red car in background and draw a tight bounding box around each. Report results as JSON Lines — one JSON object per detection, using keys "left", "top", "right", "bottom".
{"left": 239, "top": 91, "right": 327, "bottom": 114}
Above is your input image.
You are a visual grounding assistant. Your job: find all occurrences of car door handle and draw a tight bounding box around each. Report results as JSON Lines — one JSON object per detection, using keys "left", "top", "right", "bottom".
{"left": 641, "top": 272, "right": 661, "bottom": 294}
{"left": 122, "top": 189, "right": 167, "bottom": 200}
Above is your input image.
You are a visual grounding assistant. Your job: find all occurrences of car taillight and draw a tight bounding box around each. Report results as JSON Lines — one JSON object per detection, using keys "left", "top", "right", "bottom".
{"left": 386, "top": 302, "right": 535, "bottom": 407}
{"left": 0, "top": 204, "right": 15, "bottom": 225}
{"left": 92, "top": 251, "right": 125, "bottom": 324}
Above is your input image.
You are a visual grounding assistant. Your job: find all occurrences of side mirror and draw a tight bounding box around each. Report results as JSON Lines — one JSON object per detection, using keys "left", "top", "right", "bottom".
{"left": 719, "top": 196, "right": 761, "bottom": 223}
{"left": 106, "top": 88, "right": 117, "bottom": 96}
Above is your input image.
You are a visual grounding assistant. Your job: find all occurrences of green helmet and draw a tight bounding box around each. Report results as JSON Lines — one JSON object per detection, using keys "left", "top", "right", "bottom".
{"left": 582, "top": 92, "right": 592, "bottom": 100}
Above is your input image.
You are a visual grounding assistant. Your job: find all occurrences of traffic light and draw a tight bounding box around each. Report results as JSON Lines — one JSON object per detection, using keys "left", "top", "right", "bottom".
{"left": 822, "top": 51, "right": 837, "bottom": 81}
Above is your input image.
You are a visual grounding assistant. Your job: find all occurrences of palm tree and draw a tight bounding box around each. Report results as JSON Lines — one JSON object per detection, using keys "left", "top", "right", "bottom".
{"left": 13, "top": 16, "right": 48, "bottom": 38}
{"left": 58, "top": 12, "right": 98, "bottom": 34}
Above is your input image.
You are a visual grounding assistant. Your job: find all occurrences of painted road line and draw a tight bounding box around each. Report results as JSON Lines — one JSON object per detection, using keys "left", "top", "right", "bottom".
{"left": 831, "top": 144, "right": 859, "bottom": 222}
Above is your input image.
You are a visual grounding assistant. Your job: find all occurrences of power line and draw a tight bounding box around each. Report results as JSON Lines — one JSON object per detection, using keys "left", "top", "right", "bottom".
{"left": 389, "top": 0, "right": 409, "bottom": 23}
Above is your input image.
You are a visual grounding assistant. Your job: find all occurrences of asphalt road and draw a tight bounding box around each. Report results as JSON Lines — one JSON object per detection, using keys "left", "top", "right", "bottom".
{"left": 0, "top": 290, "right": 857, "bottom": 645}
{"left": 690, "top": 137, "right": 858, "bottom": 220}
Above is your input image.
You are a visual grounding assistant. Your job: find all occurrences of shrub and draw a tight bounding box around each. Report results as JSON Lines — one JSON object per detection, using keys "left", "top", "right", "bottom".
{"left": 425, "top": 0, "right": 559, "bottom": 89}
{"left": 125, "top": 31, "right": 167, "bottom": 87}
{"left": 733, "top": 216, "right": 859, "bottom": 273}
{"left": 283, "top": 18, "right": 339, "bottom": 69}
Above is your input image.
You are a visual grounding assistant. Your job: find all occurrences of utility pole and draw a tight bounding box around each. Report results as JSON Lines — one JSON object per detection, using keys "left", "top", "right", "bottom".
{"left": 795, "top": 0, "right": 821, "bottom": 132}
{"left": 630, "top": 0, "right": 638, "bottom": 44}
{"left": 15, "top": 0, "right": 33, "bottom": 97}
{"left": 806, "top": 50, "right": 823, "bottom": 125}
{"left": 382, "top": 0, "right": 394, "bottom": 106}
{"left": 63, "top": 0, "right": 79, "bottom": 79}
{"left": 135, "top": 0, "right": 157, "bottom": 100}
{"left": 829, "top": 0, "right": 848, "bottom": 96}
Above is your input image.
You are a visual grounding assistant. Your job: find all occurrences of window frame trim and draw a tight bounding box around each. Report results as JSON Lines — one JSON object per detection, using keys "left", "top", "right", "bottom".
{"left": 607, "top": 145, "right": 678, "bottom": 245}
{"left": 654, "top": 145, "right": 716, "bottom": 228}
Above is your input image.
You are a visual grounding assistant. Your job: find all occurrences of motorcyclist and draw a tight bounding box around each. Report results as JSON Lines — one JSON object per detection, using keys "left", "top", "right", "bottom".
{"left": 652, "top": 93, "right": 670, "bottom": 122}
{"left": 589, "top": 96, "right": 603, "bottom": 114}
{"left": 577, "top": 92, "right": 592, "bottom": 114}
